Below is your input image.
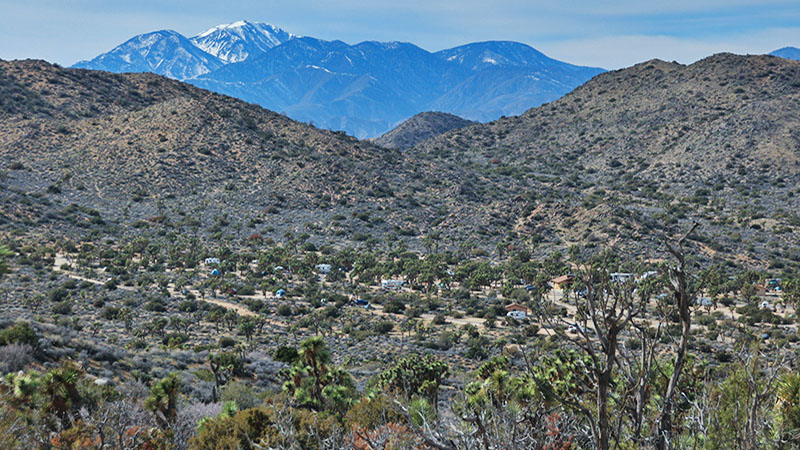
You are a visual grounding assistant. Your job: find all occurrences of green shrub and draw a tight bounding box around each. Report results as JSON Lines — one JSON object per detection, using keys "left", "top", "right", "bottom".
{"left": 163, "top": 333, "right": 189, "bottom": 348}
{"left": 104, "top": 278, "right": 118, "bottom": 290}
{"left": 237, "top": 285, "right": 256, "bottom": 296}
{"left": 524, "top": 324, "right": 540, "bottom": 337}
{"left": 52, "top": 301, "right": 72, "bottom": 315}
{"left": 383, "top": 299, "right": 405, "bottom": 314}
{"left": 48, "top": 287, "right": 69, "bottom": 303}
{"left": 273, "top": 345, "right": 299, "bottom": 364}
{"left": 374, "top": 321, "right": 394, "bottom": 334}
{"left": 0, "top": 322, "right": 39, "bottom": 349}
{"left": 277, "top": 304, "right": 292, "bottom": 316}
{"left": 219, "top": 336, "right": 237, "bottom": 348}
{"left": 100, "top": 306, "right": 119, "bottom": 320}
{"left": 145, "top": 299, "right": 167, "bottom": 312}
{"left": 465, "top": 335, "right": 490, "bottom": 360}
{"left": 179, "top": 300, "right": 198, "bottom": 312}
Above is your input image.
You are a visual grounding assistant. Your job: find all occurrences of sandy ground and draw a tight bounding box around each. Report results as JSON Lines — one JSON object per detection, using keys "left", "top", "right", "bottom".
{"left": 54, "top": 253, "right": 259, "bottom": 318}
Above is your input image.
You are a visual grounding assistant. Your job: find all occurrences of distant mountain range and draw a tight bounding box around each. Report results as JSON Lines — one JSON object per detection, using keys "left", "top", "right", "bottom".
{"left": 770, "top": 47, "right": 800, "bottom": 61}
{"left": 72, "top": 20, "right": 605, "bottom": 137}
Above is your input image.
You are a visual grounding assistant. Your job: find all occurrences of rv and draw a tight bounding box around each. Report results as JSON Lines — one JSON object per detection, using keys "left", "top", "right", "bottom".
{"left": 381, "top": 279, "right": 405, "bottom": 291}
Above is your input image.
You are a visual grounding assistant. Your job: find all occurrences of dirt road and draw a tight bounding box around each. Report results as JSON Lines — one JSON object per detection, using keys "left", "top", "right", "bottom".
{"left": 53, "top": 253, "right": 259, "bottom": 318}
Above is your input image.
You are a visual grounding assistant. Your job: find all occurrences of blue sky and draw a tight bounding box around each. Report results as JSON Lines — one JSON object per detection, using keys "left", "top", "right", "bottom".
{"left": 1, "top": 0, "right": 799, "bottom": 68}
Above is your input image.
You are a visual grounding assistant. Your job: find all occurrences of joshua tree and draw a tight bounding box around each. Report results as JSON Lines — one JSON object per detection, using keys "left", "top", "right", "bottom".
{"left": 238, "top": 318, "right": 255, "bottom": 343}
{"left": 145, "top": 372, "right": 181, "bottom": 427}
{"left": 377, "top": 354, "right": 449, "bottom": 411}
{"left": 0, "top": 245, "right": 11, "bottom": 278}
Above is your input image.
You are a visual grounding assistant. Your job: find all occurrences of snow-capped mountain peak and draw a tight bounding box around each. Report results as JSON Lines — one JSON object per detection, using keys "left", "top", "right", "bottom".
{"left": 195, "top": 20, "right": 250, "bottom": 38}
{"left": 72, "top": 29, "right": 224, "bottom": 80}
{"left": 191, "top": 20, "right": 294, "bottom": 63}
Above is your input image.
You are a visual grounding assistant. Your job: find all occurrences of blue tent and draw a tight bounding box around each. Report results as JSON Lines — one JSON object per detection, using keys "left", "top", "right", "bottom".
{"left": 211, "top": 269, "right": 221, "bottom": 276}
{"left": 275, "top": 289, "right": 286, "bottom": 297}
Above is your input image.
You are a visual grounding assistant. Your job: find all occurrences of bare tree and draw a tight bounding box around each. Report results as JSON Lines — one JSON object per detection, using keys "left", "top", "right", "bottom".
{"left": 616, "top": 316, "right": 663, "bottom": 446}
{"left": 655, "top": 222, "right": 699, "bottom": 449}
{"left": 80, "top": 396, "right": 156, "bottom": 449}
{"left": 255, "top": 401, "right": 346, "bottom": 450}
{"left": 0, "top": 396, "right": 25, "bottom": 449}
{"left": 172, "top": 402, "right": 223, "bottom": 450}
{"left": 532, "top": 252, "right": 650, "bottom": 450}
{"left": 390, "top": 393, "right": 586, "bottom": 450}
{"left": 737, "top": 345, "right": 791, "bottom": 449}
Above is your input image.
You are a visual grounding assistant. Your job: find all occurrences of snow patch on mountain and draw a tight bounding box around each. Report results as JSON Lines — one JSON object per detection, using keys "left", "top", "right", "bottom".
{"left": 191, "top": 20, "right": 294, "bottom": 63}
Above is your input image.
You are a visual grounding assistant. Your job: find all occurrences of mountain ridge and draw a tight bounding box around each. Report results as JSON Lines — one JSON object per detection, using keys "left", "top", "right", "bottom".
{"left": 0, "top": 58, "right": 502, "bottom": 251}
{"left": 72, "top": 30, "right": 224, "bottom": 80}
{"left": 71, "top": 22, "right": 605, "bottom": 138}
{"left": 411, "top": 52, "right": 800, "bottom": 266}
{"left": 770, "top": 46, "right": 800, "bottom": 61}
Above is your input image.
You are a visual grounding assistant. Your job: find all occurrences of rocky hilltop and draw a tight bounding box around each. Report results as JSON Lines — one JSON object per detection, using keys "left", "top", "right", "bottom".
{"left": 371, "top": 112, "right": 475, "bottom": 149}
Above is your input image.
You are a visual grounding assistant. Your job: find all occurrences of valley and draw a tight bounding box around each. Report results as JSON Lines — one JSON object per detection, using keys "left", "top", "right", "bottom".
{"left": 1, "top": 44, "right": 800, "bottom": 449}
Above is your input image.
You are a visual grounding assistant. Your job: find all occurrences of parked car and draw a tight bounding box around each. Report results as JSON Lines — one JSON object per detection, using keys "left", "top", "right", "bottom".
{"left": 567, "top": 323, "right": 585, "bottom": 334}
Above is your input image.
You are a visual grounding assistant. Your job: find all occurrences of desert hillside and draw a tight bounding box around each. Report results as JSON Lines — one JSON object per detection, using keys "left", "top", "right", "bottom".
{"left": 2, "top": 55, "right": 800, "bottom": 269}
{"left": 415, "top": 53, "right": 800, "bottom": 268}
{"left": 371, "top": 112, "right": 476, "bottom": 149}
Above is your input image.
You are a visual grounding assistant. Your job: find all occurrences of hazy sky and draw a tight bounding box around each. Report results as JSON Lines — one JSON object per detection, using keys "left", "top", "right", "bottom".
{"left": 1, "top": 0, "right": 799, "bottom": 69}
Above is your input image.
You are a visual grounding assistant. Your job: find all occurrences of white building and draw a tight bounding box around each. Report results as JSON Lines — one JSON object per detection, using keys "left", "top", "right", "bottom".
{"left": 696, "top": 297, "right": 713, "bottom": 307}
{"left": 381, "top": 279, "right": 405, "bottom": 291}
{"left": 204, "top": 257, "right": 220, "bottom": 265}
{"left": 638, "top": 271, "right": 659, "bottom": 281}
{"left": 610, "top": 273, "right": 634, "bottom": 284}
